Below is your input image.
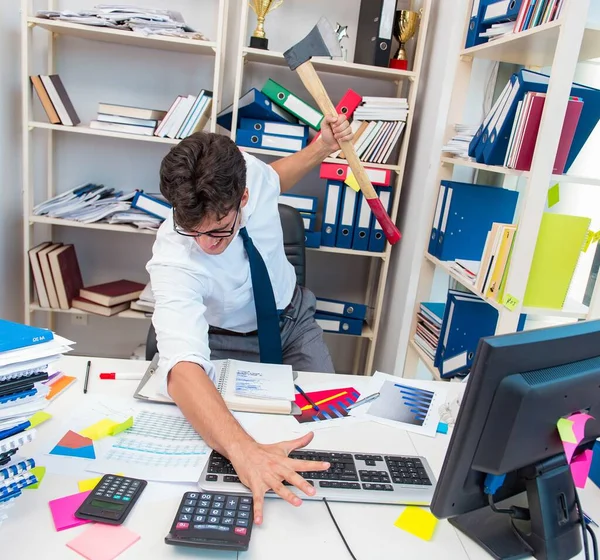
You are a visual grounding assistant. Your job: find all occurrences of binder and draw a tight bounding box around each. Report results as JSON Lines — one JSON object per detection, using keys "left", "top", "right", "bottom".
{"left": 428, "top": 183, "right": 448, "bottom": 255}
{"left": 352, "top": 193, "right": 372, "bottom": 251}
{"left": 304, "top": 231, "right": 321, "bottom": 249}
{"left": 336, "top": 186, "right": 358, "bottom": 249}
{"left": 262, "top": 79, "right": 324, "bottom": 131}
{"left": 354, "top": 0, "right": 397, "bottom": 67}
{"left": 278, "top": 194, "right": 318, "bottom": 213}
{"left": 481, "top": 0, "right": 522, "bottom": 24}
{"left": 0, "top": 320, "right": 53, "bottom": 353}
{"left": 236, "top": 128, "right": 307, "bottom": 153}
{"left": 320, "top": 162, "right": 392, "bottom": 186}
{"left": 131, "top": 191, "right": 171, "bottom": 220}
{"left": 216, "top": 88, "right": 297, "bottom": 131}
{"left": 368, "top": 187, "right": 392, "bottom": 252}
{"left": 316, "top": 298, "right": 367, "bottom": 321}
{"left": 239, "top": 118, "right": 309, "bottom": 140}
{"left": 315, "top": 313, "right": 363, "bottom": 336}
{"left": 465, "top": 0, "right": 485, "bottom": 48}
{"left": 300, "top": 213, "right": 316, "bottom": 231}
{"left": 311, "top": 89, "right": 362, "bottom": 145}
{"left": 321, "top": 181, "right": 343, "bottom": 247}
{"left": 435, "top": 181, "right": 518, "bottom": 261}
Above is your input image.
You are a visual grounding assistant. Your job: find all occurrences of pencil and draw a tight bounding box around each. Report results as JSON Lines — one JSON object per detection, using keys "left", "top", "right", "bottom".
{"left": 83, "top": 360, "right": 91, "bottom": 394}
{"left": 294, "top": 384, "right": 320, "bottom": 412}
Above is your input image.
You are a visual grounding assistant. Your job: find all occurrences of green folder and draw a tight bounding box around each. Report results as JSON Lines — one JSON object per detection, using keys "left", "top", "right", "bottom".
{"left": 262, "top": 79, "right": 323, "bottom": 131}
{"left": 523, "top": 213, "right": 590, "bottom": 309}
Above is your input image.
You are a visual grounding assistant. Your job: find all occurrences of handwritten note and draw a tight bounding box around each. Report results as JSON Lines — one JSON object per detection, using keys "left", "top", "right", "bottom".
{"left": 502, "top": 293, "right": 519, "bottom": 311}
{"left": 394, "top": 506, "right": 438, "bottom": 541}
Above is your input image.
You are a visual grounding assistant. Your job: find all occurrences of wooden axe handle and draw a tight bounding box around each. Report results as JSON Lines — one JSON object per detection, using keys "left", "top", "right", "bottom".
{"left": 295, "top": 61, "right": 401, "bottom": 245}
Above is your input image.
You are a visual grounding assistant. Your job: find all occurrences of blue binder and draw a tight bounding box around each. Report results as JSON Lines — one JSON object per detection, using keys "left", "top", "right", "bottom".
{"left": 304, "top": 231, "right": 321, "bottom": 248}
{"left": 316, "top": 297, "right": 367, "bottom": 321}
{"left": 0, "top": 320, "right": 53, "bottom": 353}
{"left": 465, "top": 0, "right": 486, "bottom": 49}
{"left": 435, "top": 181, "right": 518, "bottom": 262}
{"left": 321, "top": 181, "right": 343, "bottom": 247}
{"left": 239, "top": 118, "right": 309, "bottom": 140}
{"left": 336, "top": 186, "right": 358, "bottom": 250}
{"left": 279, "top": 193, "right": 318, "bottom": 213}
{"left": 236, "top": 128, "right": 307, "bottom": 153}
{"left": 352, "top": 193, "right": 372, "bottom": 251}
{"left": 315, "top": 313, "right": 363, "bottom": 336}
{"left": 368, "top": 187, "right": 392, "bottom": 253}
{"left": 481, "top": 0, "right": 522, "bottom": 24}
{"left": 428, "top": 183, "right": 449, "bottom": 255}
{"left": 300, "top": 213, "right": 316, "bottom": 231}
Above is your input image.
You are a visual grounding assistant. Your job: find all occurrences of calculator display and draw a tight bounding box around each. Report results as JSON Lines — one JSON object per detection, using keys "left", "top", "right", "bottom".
{"left": 90, "top": 500, "right": 124, "bottom": 511}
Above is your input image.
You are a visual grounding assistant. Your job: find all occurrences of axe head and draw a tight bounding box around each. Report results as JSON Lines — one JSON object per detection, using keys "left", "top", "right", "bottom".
{"left": 283, "top": 17, "right": 342, "bottom": 71}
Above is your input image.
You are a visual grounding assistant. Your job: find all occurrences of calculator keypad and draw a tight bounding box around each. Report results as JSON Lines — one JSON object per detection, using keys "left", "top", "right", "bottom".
{"left": 93, "top": 475, "right": 139, "bottom": 504}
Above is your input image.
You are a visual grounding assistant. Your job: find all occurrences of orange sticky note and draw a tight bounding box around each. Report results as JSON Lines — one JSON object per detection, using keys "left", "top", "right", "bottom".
{"left": 344, "top": 170, "right": 360, "bottom": 192}
{"left": 394, "top": 506, "right": 438, "bottom": 541}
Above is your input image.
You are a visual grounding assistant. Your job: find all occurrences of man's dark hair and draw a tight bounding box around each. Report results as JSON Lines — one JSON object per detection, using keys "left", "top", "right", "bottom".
{"left": 159, "top": 132, "right": 247, "bottom": 231}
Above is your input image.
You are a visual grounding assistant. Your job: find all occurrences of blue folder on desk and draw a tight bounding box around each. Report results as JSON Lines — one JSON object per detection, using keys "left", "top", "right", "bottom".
{"left": 435, "top": 181, "right": 518, "bottom": 262}
{"left": 0, "top": 320, "right": 53, "bottom": 353}
{"left": 321, "top": 181, "right": 343, "bottom": 247}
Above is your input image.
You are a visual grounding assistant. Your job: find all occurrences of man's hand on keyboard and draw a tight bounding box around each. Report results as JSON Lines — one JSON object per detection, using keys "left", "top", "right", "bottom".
{"left": 228, "top": 432, "right": 330, "bottom": 525}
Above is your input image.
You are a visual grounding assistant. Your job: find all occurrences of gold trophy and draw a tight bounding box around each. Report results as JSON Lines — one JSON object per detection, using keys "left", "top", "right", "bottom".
{"left": 249, "top": 0, "right": 284, "bottom": 50}
{"left": 389, "top": 10, "right": 420, "bottom": 70}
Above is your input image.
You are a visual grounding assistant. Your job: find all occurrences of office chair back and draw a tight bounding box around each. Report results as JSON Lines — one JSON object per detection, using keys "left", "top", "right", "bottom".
{"left": 145, "top": 204, "right": 306, "bottom": 360}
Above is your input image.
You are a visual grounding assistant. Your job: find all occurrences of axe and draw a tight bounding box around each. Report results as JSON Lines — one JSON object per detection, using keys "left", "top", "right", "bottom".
{"left": 284, "top": 18, "right": 402, "bottom": 245}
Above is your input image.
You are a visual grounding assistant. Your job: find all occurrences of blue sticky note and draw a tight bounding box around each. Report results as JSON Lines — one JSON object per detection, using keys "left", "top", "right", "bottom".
{"left": 437, "top": 422, "right": 448, "bottom": 434}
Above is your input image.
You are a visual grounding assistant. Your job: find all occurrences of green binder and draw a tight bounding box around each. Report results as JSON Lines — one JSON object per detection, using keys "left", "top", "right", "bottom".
{"left": 523, "top": 213, "right": 590, "bottom": 309}
{"left": 262, "top": 79, "right": 323, "bottom": 131}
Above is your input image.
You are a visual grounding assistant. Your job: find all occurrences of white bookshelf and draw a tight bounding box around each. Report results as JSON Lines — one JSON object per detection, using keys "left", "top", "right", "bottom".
{"left": 22, "top": 0, "right": 230, "bottom": 325}
{"left": 227, "top": 0, "right": 433, "bottom": 375}
{"left": 402, "top": 0, "right": 600, "bottom": 380}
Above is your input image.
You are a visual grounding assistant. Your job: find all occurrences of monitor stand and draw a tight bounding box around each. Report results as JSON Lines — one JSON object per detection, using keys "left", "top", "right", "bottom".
{"left": 450, "top": 459, "right": 582, "bottom": 560}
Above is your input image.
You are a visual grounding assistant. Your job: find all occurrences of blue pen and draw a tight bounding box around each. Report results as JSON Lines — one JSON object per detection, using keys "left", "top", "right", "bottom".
{"left": 295, "top": 384, "right": 320, "bottom": 412}
{"left": 0, "top": 421, "right": 31, "bottom": 442}
{"left": 584, "top": 512, "right": 599, "bottom": 528}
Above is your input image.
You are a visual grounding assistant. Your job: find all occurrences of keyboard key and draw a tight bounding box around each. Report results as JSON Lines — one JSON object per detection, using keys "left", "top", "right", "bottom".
{"left": 200, "top": 500, "right": 210, "bottom": 507}
{"left": 239, "top": 504, "right": 251, "bottom": 511}
{"left": 206, "top": 475, "right": 218, "bottom": 482}
{"left": 235, "top": 527, "right": 247, "bottom": 536}
{"left": 222, "top": 518, "right": 234, "bottom": 525}
{"left": 208, "top": 516, "right": 220, "bottom": 524}
{"left": 241, "top": 497, "right": 252, "bottom": 504}
{"left": 176, "top": 522, "right": 189, "bottom": 530}
{"left": 224, "top": 510, "right": 236, "bottom": 518}
{"left": 215, "top": 495, "right": 226, "bottom": 502}
{"left": 224, "top": 476, "right": 240, "bottom": 483}
{"left": 213, "top": 502, "right": 224, "bottom": 509}
{"left": 210, "top": 509, "right": 221, "bottom": 516}
{"left": 236, "top": 519, "right": 249, "bottom": 527}
{"left": 188, "top": 493, "right": 198, "bottom": 499}
{"left": 194, "top": 515, "right": 206, "bottom": 523}
{"left": 226, "top": 497, "right": 239, "bottom": 509}
{"left": 201, "top": 494, "right": 212, "bottom": 500}
{"left": 196, "top": 508, "right": 208, "bottom": 515}
{"left": 365, "top": 460, "right": 376, "bottom": 466}
{"left": 179, "top": 514, "right": 192, "bottom": 522}
{"left": 238, "top": 511, "right": 250, "bottom": 519}
{"left": 182, "top": 507, "right": 194, "bottom": 514}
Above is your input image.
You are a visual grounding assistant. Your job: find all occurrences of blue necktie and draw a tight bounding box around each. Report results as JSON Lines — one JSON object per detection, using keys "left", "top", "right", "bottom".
{"left": 239, "top": 227, "right": 283, "bottom": 364}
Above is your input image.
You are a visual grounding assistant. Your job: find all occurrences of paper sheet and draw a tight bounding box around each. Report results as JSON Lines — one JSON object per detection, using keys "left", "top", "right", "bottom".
{"left": 394, "top": 506, "right": 438, "bottom": 541}
{"left": 48, "top": 490, "right": 91, "bottom": 531}
{"left": 66, "top": 522, "right": 140, "bottom": 560}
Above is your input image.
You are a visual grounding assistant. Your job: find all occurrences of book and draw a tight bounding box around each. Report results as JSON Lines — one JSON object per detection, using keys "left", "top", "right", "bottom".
{"left": 47, "top": 244, "right": 84, "bottom": 310}
{"left": 37, "top": 243, "right": 63, "bottom": 309}
{"left": 79, "top": 280, "right": 145, "bottom": 307}
{"left": 71, "top": 297, "right": 130, "bottom": 316}
{"left": 89, "top": 121, "right": 155, "bottom": 136}
{"left": 28, "top": 242, "right": 52, "bottom": 309}
{"left": 30, "top": 76, "right": 60, "bottom": 124}
{"left": 97, "top": 103, "right": 167, "bottom": 121}
{"left": 39, "top": 75, "right": 80, "bottom": 126}
{"left": 0, "top": 321, "right": 53, "bottom": 353}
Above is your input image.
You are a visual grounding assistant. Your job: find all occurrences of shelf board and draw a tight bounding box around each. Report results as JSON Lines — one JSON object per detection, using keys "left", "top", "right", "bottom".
{"left": 29, "top": 215, "right": 158, "bottom": 235}
{"left": 307, "top": 245, "right": 385, "bottom": 259}
{"left": 441, "top": 156, "right": 600, "bottom": 186}
{"left": 30, "top": 303, "right": 150, "bottom": 319}
{"left": 460, "top": 22, "right": 600, "bottom": 66}
{"left": 28, "top": 17, "right": 218, "bottom": 55}
{"left": 408, "top": 340, "right": 441, "bottom": 381}
{"left": 242, "top": 47, "right": 415, "bottom": 81}
{"left": 426, "top": 254, "right": 590, "bottom": 319}
{"left": 240, "top": 146, "right": 402, "bottom": 172}
{"left": 29, "top": 121, "right": 180, "bottom": 145}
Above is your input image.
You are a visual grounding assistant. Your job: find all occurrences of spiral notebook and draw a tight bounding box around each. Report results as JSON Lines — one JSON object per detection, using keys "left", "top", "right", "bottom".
{"left": 134, "top": 354, "right": 299, "bottom": 415}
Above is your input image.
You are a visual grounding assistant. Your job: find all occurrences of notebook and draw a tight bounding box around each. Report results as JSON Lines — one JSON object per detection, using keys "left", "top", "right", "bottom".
{"left": 134, "top": 354, "right": 300, "bottom": 415}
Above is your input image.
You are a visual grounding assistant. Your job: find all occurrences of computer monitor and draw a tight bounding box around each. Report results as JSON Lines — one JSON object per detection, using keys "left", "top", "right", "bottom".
{"left": 431, "top": 319, "right": 600, "bottom": 560}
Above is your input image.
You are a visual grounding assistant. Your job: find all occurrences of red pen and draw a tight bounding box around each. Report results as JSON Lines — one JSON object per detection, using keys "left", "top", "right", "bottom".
{"left": 99, "top": 372, "right": 144, "bottom": 381}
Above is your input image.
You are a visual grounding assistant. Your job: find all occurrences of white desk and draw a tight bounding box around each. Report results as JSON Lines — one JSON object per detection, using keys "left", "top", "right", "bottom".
{"left": 2, "top": 355, "right": 598, "bottom": 560}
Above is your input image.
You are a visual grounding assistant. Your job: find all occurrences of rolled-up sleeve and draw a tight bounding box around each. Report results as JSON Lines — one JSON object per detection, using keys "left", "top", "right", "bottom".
{"left": 147, "top": 230, "right": 216, "bottom": 400}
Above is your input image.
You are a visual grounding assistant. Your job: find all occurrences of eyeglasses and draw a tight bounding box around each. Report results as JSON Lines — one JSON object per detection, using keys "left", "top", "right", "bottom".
{"left": 173, "top": 203, "right": 241, "bottom": 238}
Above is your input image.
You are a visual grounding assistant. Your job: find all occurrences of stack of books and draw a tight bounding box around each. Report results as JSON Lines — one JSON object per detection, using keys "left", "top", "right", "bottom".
{"left": 90, "top": 103, "right": 167, "bottom": 136}
{"left": 0, "top": 320, "right": 75, "bottom": 524}
{"left": 441, "top": 124, "right": 479, "bottom": 159}
{"left": 414, "top": 302, "right": 445, "bottom": 362}
{"left": 514, "top": 0, "right": 565, "bottom": 33}
{"left": 72, "top": 279, "right": 146, "bottom": 316}
{"left": 30, "top": 74, "right": 80, "bottom": 126}
{"left": 154, "top": 89, "right": 213, "bottom": 139}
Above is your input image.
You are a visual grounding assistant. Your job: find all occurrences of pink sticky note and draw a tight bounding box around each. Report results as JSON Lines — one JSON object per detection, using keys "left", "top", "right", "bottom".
{"left": 48, "top": 490, "right": 91, "bottom": 531}
{"left": 571, "top": 450, "right": 593, "bottom": 489}
{"left": 66, "top": 523, "right": 140, "bottom": 560}
{"left": 569, "top": 413, "right": 593, "bottom": 443}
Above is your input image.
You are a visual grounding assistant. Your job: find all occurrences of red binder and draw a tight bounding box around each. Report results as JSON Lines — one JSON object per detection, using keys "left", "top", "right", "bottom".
{"left": 320, "top": 162, "right": 392, "bottom": 187}
{"left": 311, "top": 89, "right": 362, "bottom": 144}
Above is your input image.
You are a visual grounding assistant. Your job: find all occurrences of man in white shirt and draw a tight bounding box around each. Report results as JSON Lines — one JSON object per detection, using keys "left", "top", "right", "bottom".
{"left": 147, "top": 115, "right": 352, "bottom": 526}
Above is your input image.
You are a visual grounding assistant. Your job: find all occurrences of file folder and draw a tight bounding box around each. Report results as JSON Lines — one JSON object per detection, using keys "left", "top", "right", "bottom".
{"left": 435, "top": 181, "right": 518, "bottom": 262}
{"left": 465, "top": 0, "right": 485, "bottom": 48}
{"left": 428, "top": 183, "right": 448, "bottom": 255}
{"left": 278, "top": 194, "right": 318, "bottom": 213}
{"left": 311, "top": 89, "right": 362, "bottom": 145}
{"left": 316, "top": 298, "right": 367, "bottom": 321}
{"left": 336, "top": 186, "right": 358, "bottom": 250}
{"left": 300, "top": 213, "right": 316, "bottom": 231}
{"left": 304, "top": 231, "right": 321, "bottom": 248}
{"left": 321, "top": 181, "right": 343, "bottom": 247}
{"left": 368, "top": 187, "right": 392, "bottom": 252}
{"left": 320, "top": 162, "right": 392, "bottom": 187}
{"left": 481, "top": 0, "right": 522, "bottom": 24}
{"left": 262, "top": 79, "right": 324, "bottom": 130}
{"left": 352, "top": 193, "right": 372, "bottom": 251}
{"left": 354, "top": 0, "right": 397, "bottom": 67}
{"left": 236, "top": 128, "right": 307, "bottom": 153}
{"left": 239, "top": 118, "right": 309, "bottom": 140}
{"left": 315, "top": 313, "right": 363, "bottom": 336}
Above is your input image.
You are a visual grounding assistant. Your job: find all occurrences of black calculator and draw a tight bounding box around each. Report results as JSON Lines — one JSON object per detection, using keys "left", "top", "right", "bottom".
{"left": 75, "top": 474, "right": 147, "bottom": 525}
{"left": 165, "top": 491, "right": 254, "bottom": 551}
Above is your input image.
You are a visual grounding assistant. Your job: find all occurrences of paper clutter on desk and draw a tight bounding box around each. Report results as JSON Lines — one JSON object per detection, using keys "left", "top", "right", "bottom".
{"left": 394, "top": 506, "right": 438, "bottom": 541}
{"left": 48, "top": 490, "right": 91, "bottom": 531}
{"left": 66, "top": 522, "right": 140, "bottom": 560}
{"left": 24, "top": 466, "right": 46, "bottom": 489}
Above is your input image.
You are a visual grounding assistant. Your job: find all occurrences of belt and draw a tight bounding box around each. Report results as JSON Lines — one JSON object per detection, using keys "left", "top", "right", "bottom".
{"left": 208, "top": 286, "right": 298, "bottom": 338}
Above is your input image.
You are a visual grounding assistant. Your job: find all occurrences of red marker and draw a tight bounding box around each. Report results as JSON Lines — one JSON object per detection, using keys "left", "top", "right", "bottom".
{"left": 99, "top": 372, "right": 144, "bottom": 381}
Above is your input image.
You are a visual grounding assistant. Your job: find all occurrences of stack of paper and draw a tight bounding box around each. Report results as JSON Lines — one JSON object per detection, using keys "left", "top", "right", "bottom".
{"left": 441, "top": 124, "right": 479, "bottom": 159}
{"left": 129, "top": 283, "right": 155, "bottom": 315}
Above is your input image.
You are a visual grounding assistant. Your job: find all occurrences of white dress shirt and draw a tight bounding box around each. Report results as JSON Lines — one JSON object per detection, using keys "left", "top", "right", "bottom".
{"left": 146, "top": 152, "right": 296, "bottom": 394}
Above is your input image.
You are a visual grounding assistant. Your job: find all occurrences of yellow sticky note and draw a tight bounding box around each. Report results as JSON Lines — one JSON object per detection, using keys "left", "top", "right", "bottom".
{"left": 24, "top": 466, "right": 46, "bottom": 490}
{"left": 502, "top": 293, "right": 519, "bottom": 311}
{"left": 557, "top": 418, "right": 577, "bottom": 443}
{"left": 583, "top": 230, "right": 595, "bottom": 253}
{"left": 109, "top": 416, "right": 134, "bottom": 436}
{"left": 394, "top": 506, "right": 438, "bottom": 541}
{"left": 78, "top": 472, "right": 124, "bottom": 492}
{"left": 547, "top": 183, "right": 560, "bottom": 208}
{"left": 27, "top": 411, "right": 52, "bottom": 429}
{"left": 344, "top": 170, "right": 360, "bottom": 192}
{"left": 80, "top": 418, "right": 119, "bottom": 441}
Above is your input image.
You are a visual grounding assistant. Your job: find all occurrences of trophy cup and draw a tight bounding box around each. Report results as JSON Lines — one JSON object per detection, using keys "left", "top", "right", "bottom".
{"left": 249, "top": 0, "right": 283, "bottom": 50}
{"left": 389, "top": 10, "right": 420, "bottom": 70}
